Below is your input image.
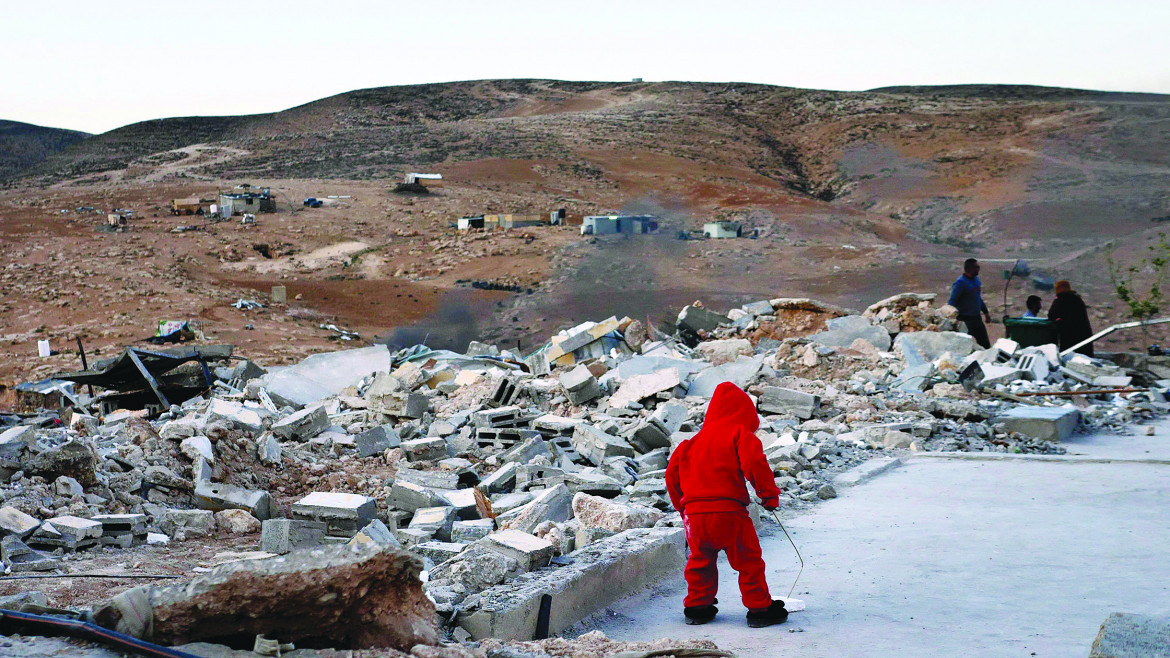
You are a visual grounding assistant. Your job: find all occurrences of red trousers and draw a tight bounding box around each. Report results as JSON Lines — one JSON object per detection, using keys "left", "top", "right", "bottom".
{"left": 683, "top": 509, "right": 772, "bottom": 610}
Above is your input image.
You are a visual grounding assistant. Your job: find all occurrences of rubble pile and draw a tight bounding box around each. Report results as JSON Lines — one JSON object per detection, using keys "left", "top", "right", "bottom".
{"left": 1, "top": 292, "right": 1167, "bottom": 651}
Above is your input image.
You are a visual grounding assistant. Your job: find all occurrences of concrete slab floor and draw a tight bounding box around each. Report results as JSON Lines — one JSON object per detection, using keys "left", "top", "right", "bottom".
{"left": 576, "top": 420, "right": 1170, "bottom": 657}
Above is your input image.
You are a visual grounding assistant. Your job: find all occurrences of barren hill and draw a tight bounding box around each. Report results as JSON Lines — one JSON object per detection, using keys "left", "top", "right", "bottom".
{"left": 16, "top": 79, "right": 1170, "bottom": 247}
{"left": 3, "top": 80, "right": 1170, "bottom": 385}
{"left": 0, "top": 119, "right": 90, "bottom": 180}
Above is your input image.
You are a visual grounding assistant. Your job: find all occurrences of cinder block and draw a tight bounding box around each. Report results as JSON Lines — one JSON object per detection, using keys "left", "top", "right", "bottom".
{"left": 571, "top": 424, "right": 634, "bottom": 465}
{"left": 458, "top": 527, "right": 686, "bottom": 640}
{"left": 195, "top": 481, "right": 272, "bottom": 520}
{"left": 291, "top": 492, "right": 376, "bottom": 535}
{"left": 355, "top": 425, "right": 401, "bottom": 457}
{"left": 390, "top": 479, "right": 444, "bottom": 512}
{"left": 271, "top": 406, "right": 329, "bottom": 441}
{"left": 401, "top": 437, "right": 448, "bottom": 462}
{"left": 261, "top": 518, "right": 327, "bottom": 554}
{"left": 993, "top": 406, "right": 1080, "bottom": 442}
{"left": 758, "top": 387, "right": 819, "bottom": 420}
{"left": 483, "top": 529, "right": 555, "bottom": 571}
{"left": 479, "top": 463, "right": 518, "bottom": 494}
{"left": 408, "top": 506, "right": 458, "bottom": 542}
{"left": 452, "top": 518, "right": 495, "bottom": 543}
{"left": 559, "top": 365, "right": 601, "bottom": 405}
{"left": 0, "top": 506, "right": 41, "bottom": 539}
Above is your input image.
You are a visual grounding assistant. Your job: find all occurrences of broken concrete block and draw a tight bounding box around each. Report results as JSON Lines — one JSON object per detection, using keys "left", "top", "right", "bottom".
{"left": 696, "top": 338, "right": 754, "bottom": 365}
{"left": 571, "top": 424, "right": 635, "bottom": 465}
{"left": 559, "top": 364, "right": 602, "bottom": 405}
{"left": 499, "top": 436, "right": 554, "bottom": 464}
{"left": 29, "top": 516, "right": 102, "bottom": 550}
{"left": 993, "top": 406, "right": 1080, "bottom": 442}
{"left": 207, "top": 399, "right": 265, "bottom": 434}
{"left": 292, "top": 492, "right": 377, "bottom": 536}
{"left": 812, "top": 315, "right": 892, "bottom": 352}
{"left": 572, "top": 493, "right": 664, "bottom": 532}
{"left": 687, "top": 355, "right": 765, "bottom": 398}
{"left": 349, "top": 519, "right": 401, "bottom": 549}
{"left": 562, "top": 470, "right": 624, "bottom": 498}
{"left": 271, "top": 405, "right": 329, "bottom": 441}
{"left": 979, "top": 363, "right": 1026, "bottom": 386}
{"left": 390, "top": 479, "right": 445, "bottom": 512}
{"left": 434, "top": 488, "right": 479, "bottom": 519}
{"left": 883, "top": 431, "right": 914, "bottom": 449}
{"left": 257, "top": 434, "right": 282, "bottom": 465}
{"left": 479, "top": 462, "right": 518, "bottom": 494}
{"left": 366, "top": 372, "right": 429, "bottom": 418}
{"left": 213, "top": 509, "right": 259, "bottom": 535}
{"left": 400, "top": 436, "right": 448, "bottom": 462}
{"left": 2, "top": 535, "right": 57, "bottom": 572}
{"left": 415, "top": 541, "right": 466, "bottom": 564}
{"left": 408, "top": 506, "right": 458, "bottom": 542}
{"left": 261, "top": 518, "right": 328, "bottom": 554}
{"left": 483, "top": 529, "right": 556, "bottom": 572}
{"left": 27, "top": 438, "right": 99, "bottom": 486}
{"left": 895, "top": 331, "right": 978, "bottom": 366}
{"left": 609, "top": 369, "right": 681, "bottom": 408}
{"left": 262, "top": 345, "right": 393, "bottom": 408}
{"left": 758, "top": 387, "right": 819, "bottom": 420}
{"left": 0, "top": 425, "right": 34, "bottom": 468}
{"left": 355, "top": 425, "right": 401, "bottom": 457}
{"left": 92, "top": 513, "right": 148, "bottom": 546}
{"left": 161, "top": 509, "right": 216, "bottom": 539}
{"left": 93, "top": 544, "right": 437, "bottom": 650}
{"left": 635, "top": 448, "right": 670, "bottom": 472}
{"left": 471, "top": 405, "right": 530, "bottom": 429}
{"left": 194, "top": 481, "right": 272, "bottom": 520}
{"left": 0, "top": 507, "right": 41, "bottom": 540}
{"left": 677, "top": 305, "right": 728, "bottom": 336}
{"left": 458, "top": 527, "right": 685, "bottom": 640}
{"left": 159, "top": 420, "right": 197, "bottom": 441}
{"left": 992, "top": 338, "right": 1019, "bottom": 359}
{"left": 452, "top": 518, "right": 495, "bottom": 543}
{"left": 179, "top": 436, "right": 215, "bottom": 463}
{"left": 627, "top": 418, "right": 671, "bottom": 453}
{"left": 499, "top": 484, "right": 573, "bottom": 533}
{"left": 394, "top": 527, "right": 433, "bottom": 547}
{"left": 1089, "top": 612, "right": 1170, "bottom": 658}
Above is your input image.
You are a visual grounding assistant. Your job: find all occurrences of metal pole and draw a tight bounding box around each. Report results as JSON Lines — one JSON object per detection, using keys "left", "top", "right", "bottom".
{"left": 769, "top": 510, "right": 804, "bottom": 599}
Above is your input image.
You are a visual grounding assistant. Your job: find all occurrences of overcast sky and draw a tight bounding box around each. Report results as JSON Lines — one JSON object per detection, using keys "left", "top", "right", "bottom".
{"left": 5, "top": 0, "right": 1169, "bottom": 134}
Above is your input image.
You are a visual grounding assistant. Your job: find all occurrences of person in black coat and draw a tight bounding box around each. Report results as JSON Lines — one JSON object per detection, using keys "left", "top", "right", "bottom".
{"left": 1049, "top": 280, "right": 1094, "bottom": 356}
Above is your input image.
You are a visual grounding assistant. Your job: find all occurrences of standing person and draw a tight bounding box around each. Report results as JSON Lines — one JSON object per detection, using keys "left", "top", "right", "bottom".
{"left": 1049, "top": 280, "right": 1094, "bottom": 356}
{"left": 948, "top": 258, "right": 992, "bottom": 348}
{"left": 1023, "top": 295, "right": 1043, "bottom": 318}
{"left": 665, "top": 382, "right": 788, "bottom": 628}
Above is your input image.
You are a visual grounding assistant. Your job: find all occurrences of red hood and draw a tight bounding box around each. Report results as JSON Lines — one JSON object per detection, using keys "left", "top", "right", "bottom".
{"left": 702, "top": 382, "right": 759, "bottom": 433}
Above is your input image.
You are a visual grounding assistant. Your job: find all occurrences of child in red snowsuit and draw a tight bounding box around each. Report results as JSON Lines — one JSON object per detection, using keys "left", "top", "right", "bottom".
{"left": 665, "top": 382, "right": 787, "bottom": 627}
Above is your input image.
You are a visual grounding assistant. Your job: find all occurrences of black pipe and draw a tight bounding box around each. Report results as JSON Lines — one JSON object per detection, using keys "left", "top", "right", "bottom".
{"left": 0, "top": 609, "right": 199, "bottom": 658}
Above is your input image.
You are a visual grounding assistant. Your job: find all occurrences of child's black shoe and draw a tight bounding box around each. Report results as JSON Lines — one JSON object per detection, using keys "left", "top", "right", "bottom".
{"left": 684, "top": 604, "right": 718, "bottom": 625}
{"left": 746, "top": 600, "right": 788, "bottom": 628}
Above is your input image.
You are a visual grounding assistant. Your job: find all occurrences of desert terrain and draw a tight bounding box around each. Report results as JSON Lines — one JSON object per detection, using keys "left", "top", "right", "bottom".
{"left": 3, "top": 80, "right": 1170, "bottom": 391}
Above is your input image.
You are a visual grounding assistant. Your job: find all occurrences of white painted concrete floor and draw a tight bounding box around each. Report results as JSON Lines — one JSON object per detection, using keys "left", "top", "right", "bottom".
{"left": 577, "top": 419, "right": 1170, "bottom": 657}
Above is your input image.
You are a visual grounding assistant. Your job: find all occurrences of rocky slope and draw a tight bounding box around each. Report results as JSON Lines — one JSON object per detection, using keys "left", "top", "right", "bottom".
{"left": 0, "top": 119, "right": 90, "bottom": 180}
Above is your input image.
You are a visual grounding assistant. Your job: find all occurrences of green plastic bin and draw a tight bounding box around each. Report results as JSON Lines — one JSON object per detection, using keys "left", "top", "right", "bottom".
{"left": 1003, "top": 317, "right": 1059, "bottom": 349}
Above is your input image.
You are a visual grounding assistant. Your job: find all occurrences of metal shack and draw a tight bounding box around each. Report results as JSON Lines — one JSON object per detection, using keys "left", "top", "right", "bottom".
{"left": 580, "top": 215, "right": 659, "bottom": 236}
{"left": 219, "top": 190, "right": 276, "bottom": 218}
{"left": 457, "top": 216, "right": 486, "bottom": 230}
{"left": 703, "top": 221, "right": 742, "bottom": 238}
{"left": 405, "top": 173, "right": 443, "bottom": 188}
{"left": 171, "top": 198, "right": 202, "bottom": 215}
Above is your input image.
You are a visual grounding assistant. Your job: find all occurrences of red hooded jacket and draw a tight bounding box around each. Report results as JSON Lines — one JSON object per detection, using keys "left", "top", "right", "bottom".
{"left": 666, "top": 382, "right": 781, "bottom": 515}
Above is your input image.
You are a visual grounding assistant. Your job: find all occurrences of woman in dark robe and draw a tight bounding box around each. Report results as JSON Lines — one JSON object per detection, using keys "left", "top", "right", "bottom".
{"left": 1048, "top": 280, "right": 1094, "bottom": 356}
